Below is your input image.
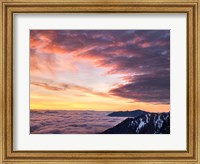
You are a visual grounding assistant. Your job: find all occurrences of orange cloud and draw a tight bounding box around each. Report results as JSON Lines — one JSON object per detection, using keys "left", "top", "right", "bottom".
{"left": 31, "top": 81, "right": 110, "bottom": 98}
{"left": 41, "top": 44, "right": 69, "bottom": 55}
{"left": 31, "top": 82, "right": 69, "bottom": 91}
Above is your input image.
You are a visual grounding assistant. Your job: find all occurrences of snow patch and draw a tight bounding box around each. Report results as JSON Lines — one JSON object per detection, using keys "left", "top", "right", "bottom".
{"left": 145, "top": 114, "right": 149, "bottom": 123}
{"left": 155, "top": 115, "right": 164, "bottom": 130}
{"left": 128, "top": 120, "right": 135, "bottom": 127}
{"left": 163, "top": 114, "right": 169, "bottom": 121}
{"left": 136, "top": 118, "right": 146, "bottom": 133}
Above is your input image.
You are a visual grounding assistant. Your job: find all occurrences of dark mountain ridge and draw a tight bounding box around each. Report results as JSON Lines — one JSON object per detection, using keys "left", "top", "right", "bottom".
{"left": 108, "top": 109, "right": 147, "bottom": 117}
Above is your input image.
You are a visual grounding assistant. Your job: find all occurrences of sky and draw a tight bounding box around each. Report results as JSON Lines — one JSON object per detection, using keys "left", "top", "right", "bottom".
{"left": 30, "top": 30, "right": 170, "bottom": 112}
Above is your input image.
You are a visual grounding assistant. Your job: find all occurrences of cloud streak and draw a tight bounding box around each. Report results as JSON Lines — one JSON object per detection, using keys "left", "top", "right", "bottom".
{"left": 31, "top": 81, "right": 110, "bottom": 97}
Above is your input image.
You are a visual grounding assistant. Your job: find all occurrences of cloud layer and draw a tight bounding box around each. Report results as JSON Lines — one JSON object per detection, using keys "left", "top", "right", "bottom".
{"left": 30, "top": 110, "right": 125, "bottom": 134}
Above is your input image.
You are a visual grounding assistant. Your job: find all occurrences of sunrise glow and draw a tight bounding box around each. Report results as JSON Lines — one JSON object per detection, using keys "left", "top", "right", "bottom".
{"left": 30, "top": 30, "right": 170, "bottom": 112}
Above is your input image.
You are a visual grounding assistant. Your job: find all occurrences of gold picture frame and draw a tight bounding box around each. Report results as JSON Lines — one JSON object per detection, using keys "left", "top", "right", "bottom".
{"left": 0, "top": 0, "right": 199, "bottom": 163}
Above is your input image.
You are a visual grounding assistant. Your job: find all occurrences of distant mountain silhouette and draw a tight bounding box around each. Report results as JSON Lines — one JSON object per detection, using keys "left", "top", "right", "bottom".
{"left": 108, "top": 109, "right": 147, "bottom": 117}
{"left": 102, "top": 112, "right": 170, "bottom": 134}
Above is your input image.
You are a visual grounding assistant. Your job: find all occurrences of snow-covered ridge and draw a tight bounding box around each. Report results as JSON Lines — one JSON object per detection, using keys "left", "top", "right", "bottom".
{"left": 102, "top": 112, "right": 170, "bottom": 134}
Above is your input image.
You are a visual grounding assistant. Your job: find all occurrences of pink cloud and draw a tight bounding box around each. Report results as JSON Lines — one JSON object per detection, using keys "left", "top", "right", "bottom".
{"left": 128, "top": 36, "right": 143, "bottom": 44}
{"left": 138, "top": 42, "right": 151, "bottom": 48}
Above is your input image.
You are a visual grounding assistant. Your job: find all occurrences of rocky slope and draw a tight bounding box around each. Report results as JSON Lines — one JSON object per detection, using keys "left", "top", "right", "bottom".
{"left": 102, "top": 112, "right": 170, "bottom": 134}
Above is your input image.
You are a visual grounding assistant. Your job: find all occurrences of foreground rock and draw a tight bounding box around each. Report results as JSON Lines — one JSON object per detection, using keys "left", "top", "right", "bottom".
{"left": 102, "top": 112, "right": 170, "bottom": 134}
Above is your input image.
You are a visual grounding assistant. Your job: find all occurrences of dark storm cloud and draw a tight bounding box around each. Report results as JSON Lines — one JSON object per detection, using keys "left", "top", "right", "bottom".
{"left": 109, "top": 72, "right": 170, "bottom": 104}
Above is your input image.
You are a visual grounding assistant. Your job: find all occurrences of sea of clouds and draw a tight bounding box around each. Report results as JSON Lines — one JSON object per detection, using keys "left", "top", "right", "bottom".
{"left": 30, "top": 110, "right": 126, "bottom": 134}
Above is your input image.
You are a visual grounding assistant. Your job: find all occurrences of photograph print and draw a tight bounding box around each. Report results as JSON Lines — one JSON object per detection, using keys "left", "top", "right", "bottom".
{"left": 30, "top": 30, "right": 170, "bottom": 134}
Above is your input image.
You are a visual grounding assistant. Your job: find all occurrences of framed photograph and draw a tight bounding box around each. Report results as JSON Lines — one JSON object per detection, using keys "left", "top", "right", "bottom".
{"left": 0, "top": 0, "right": 199, "bottom": 163}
